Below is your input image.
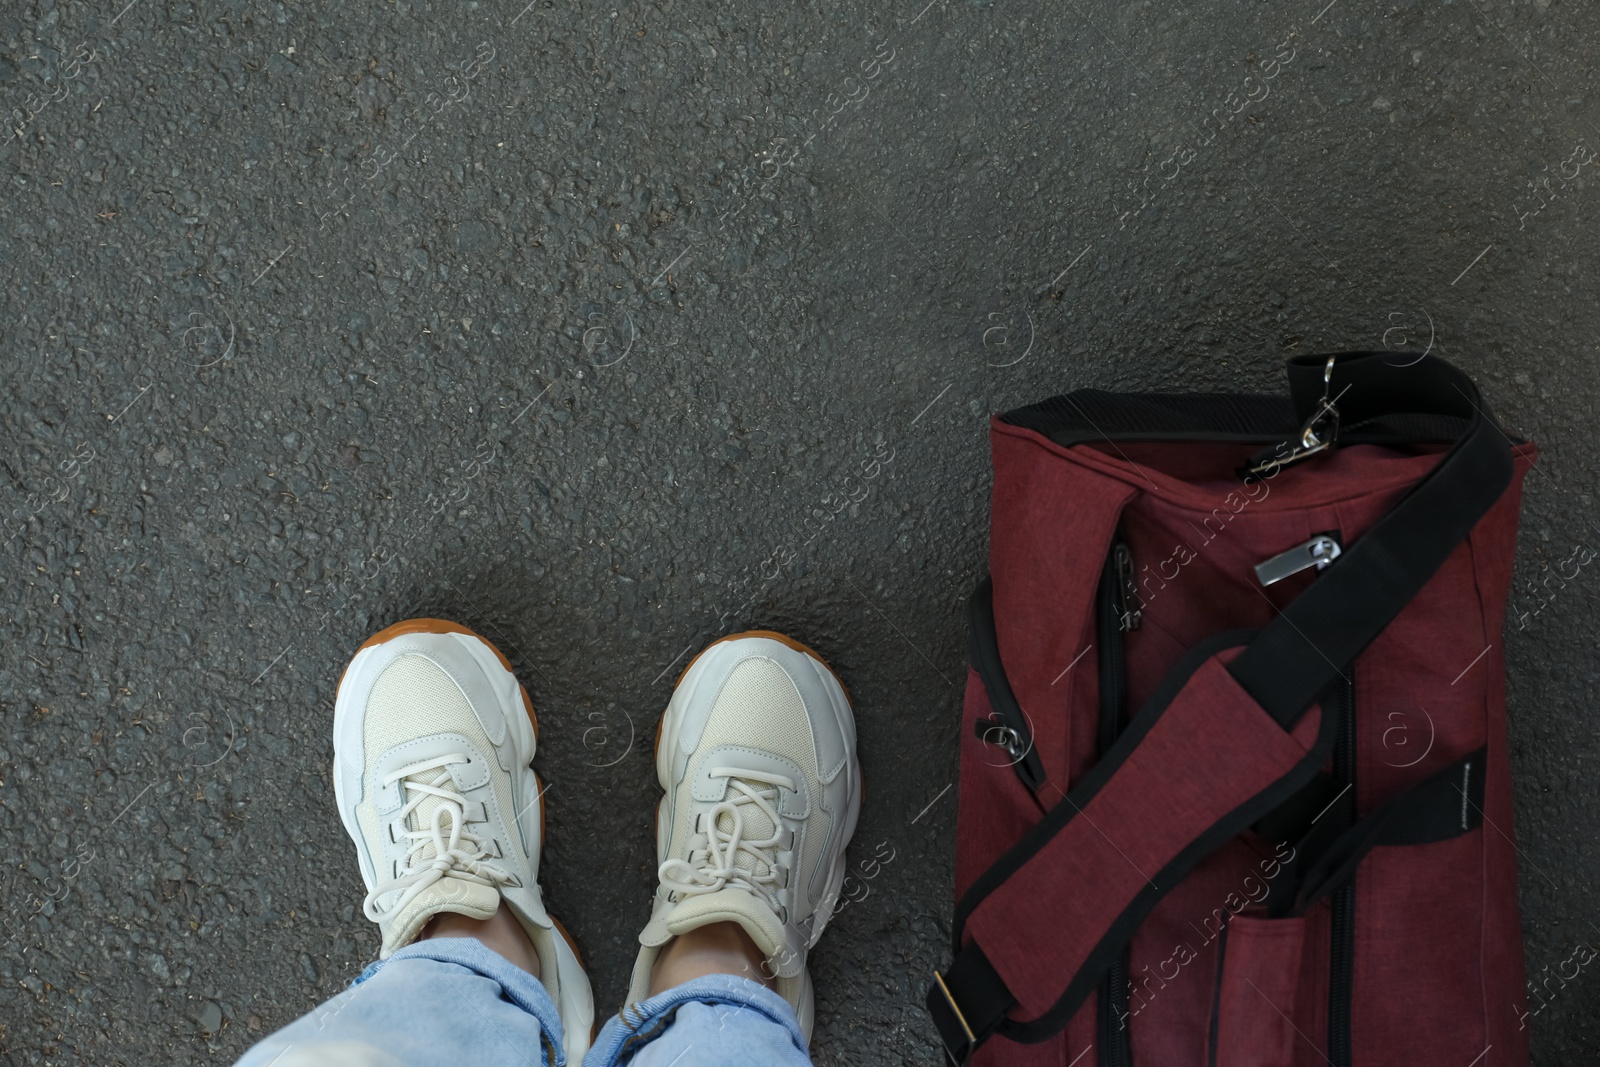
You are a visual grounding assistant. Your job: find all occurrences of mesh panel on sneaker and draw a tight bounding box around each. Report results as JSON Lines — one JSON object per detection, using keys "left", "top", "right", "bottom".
{"left": 364, "top": 653, "right": 488, "bottom": 751}
{"left": 355, "top": 653, "right": 522, "bottom": 889}
{"left": 667, "top": 656, "right": 833, "bottom": 903}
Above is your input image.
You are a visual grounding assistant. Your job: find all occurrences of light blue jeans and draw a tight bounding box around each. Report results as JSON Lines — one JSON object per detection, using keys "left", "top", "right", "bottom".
{"left": 234, "top": 938, "right": 812, "bottom": 1067}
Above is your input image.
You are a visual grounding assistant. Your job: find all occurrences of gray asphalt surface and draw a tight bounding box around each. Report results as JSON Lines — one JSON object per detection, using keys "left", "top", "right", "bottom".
{"left": 2, "top": 0, "right": 1597, "bottom": 1064}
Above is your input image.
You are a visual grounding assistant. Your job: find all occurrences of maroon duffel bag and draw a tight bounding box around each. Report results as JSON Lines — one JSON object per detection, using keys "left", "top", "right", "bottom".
{"left": 928, "top": 353, "right": 1536, "bottom": 1067}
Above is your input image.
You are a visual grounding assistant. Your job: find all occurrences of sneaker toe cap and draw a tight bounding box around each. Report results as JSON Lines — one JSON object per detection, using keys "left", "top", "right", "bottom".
{"left": 685, "top": 637, "right": 854, "bottom": 785}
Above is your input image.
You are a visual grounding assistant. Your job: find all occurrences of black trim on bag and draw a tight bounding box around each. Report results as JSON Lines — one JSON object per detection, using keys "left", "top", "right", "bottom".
{"left": 1328, "top": 671, "right": 1357, "bottom": 1067}
{"left": 1000, "top": 390, "right": 1298, "bottom": 443}
{"left": 1257, "top": 680, "right": 1351, "bottom": 921}
{"left": 1096, "top": 536, "right": 1134, "bottom": 1067}
{"left": 968, "top": 577, "right": 1048, "bottom": 793}
{"left": 998, "top": 383, "right": 1518, "bottom": 451}
{"left": 929, "top": 944, "right": 1011, "bottom": 1066}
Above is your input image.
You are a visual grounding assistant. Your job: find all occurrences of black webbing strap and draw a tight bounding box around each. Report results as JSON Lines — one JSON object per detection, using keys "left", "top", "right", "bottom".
{"left": 1290, "top": 746, "right": 1488, "bottom": 912}
{"left": 1261, "top": 748, "right": 1489, "bottom": 916}
{"left": 1254, "top": 773, "right": 1346, "bottom": 849}
{"left": 1226, "top": 353, "right": 1513, "bottom": 727}
{"left": 930, "top": 948, "right": 1011, "bottom": 1065}
{"left": 931, "top": 354, "right": 1514, "bottom": 1060}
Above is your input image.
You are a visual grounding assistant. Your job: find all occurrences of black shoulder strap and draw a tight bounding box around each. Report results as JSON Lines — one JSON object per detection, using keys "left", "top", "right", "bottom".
{"left": 1228, "top": 352, "right": 1514, "bottom": 726}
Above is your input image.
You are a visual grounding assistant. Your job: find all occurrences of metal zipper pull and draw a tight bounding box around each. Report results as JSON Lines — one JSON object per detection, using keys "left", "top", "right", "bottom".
{"left": 1255, "top": 534, "right": 1342, "bottom": 586}
{"left": 1113, "top": 542, "right": 1141, "bottom": 630}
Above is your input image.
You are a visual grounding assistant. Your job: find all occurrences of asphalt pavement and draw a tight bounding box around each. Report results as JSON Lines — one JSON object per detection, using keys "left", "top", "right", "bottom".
{"left": 1, "top": 0, "right": 1596, "bottom": 1063}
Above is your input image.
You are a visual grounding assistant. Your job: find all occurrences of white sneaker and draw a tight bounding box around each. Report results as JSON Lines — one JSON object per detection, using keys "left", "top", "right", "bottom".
{"left": 332, "top": 618, "right": 595, "bottom": 1063}
{"left": 627, "top": 630, "right": 863, "bottom": 1039}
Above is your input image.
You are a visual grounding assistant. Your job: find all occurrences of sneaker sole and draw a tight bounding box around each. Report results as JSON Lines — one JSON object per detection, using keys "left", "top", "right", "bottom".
{"left": 550, "top": 915, "right": 600, "bottom": 1043}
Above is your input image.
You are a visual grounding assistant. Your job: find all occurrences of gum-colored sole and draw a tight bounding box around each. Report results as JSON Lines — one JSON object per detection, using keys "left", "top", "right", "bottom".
{"left": 343, "top": 617, "right": 539, "bottom": 743}
{"left": 653, "top": 629, "right": 863, "bottom": 804}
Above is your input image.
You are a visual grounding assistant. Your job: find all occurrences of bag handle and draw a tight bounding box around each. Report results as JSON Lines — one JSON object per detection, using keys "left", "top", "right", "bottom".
{"left": 928, "top": 353, "right": 1514, "bottom": 1062}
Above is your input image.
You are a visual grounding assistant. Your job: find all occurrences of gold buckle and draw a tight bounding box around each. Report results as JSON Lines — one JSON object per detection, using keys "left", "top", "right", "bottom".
{"left": 932, "top": 970, "right": 976, "bottom": 1045}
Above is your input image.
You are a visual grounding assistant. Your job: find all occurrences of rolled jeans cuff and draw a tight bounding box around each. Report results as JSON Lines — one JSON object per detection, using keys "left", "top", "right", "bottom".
{"left": 235, "top": 936, "right": 567, "bottom": 1067}
{"left": 352, "top": 937, "right": 567, "bottom": 1066}
{"left": 587, "top": 973, "right": 809, "bottom": 1066}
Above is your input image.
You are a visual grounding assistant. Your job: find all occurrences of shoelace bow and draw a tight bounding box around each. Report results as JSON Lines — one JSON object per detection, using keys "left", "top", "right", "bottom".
{"left": 362, "top": 752, "right": 516, "bottom": 923}
{"left": 659, "top": 766, "right": 796, "bottom": 908}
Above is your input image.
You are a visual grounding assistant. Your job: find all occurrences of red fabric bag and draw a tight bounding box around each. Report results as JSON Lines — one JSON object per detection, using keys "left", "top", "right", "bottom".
{"left": 928, "top": 353, "right": 1534, "bottom": 1067}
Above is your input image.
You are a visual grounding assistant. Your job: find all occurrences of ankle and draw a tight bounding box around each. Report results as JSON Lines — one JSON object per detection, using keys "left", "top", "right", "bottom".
{"left": 419, "top": 902, "right": 542, "bottom": 981}
{"left": 649, "top": 921, "right": 775, "bottom": 995}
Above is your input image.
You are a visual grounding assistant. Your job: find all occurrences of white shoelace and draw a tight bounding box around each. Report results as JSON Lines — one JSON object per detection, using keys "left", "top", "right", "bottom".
{"left": 362, "top": 752, "right": 517, "bottom": 923}
{"left": 658, "top": 766, "right": 796, "bottom": 909}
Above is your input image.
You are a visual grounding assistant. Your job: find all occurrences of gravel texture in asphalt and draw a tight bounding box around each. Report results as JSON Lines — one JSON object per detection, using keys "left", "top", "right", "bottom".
{"left": 1, "top": 0, "right": 1596, "bottom": 1064}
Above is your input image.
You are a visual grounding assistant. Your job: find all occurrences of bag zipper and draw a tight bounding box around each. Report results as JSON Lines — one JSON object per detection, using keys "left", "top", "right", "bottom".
{"left": 1206, "top": 922, "right": 1231, "bottom": 1067}
{"left": 1097, "top": 531, "right": 1135, "bottom": 1067}
{"left": 1254, "top": 533, "right": 1342, "bottom": 587}
{"left": 1114, "top": 541, "right": 1141, "bottom": 631}
{"left": 1328, "top": 670, "right": 1356, "bottom": 1067}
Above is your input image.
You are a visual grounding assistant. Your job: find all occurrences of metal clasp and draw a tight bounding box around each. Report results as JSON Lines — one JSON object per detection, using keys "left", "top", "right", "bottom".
{"left": 1240, "top": 356, "right": 1348, "bottom": 479}
{"left": 975, "top": 715, "right": 1028, "bottom": 761}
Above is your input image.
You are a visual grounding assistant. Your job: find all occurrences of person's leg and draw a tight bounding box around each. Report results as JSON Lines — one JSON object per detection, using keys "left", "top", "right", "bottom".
{"left": 235, "top": 619, "right": 594, "bottom": 1067}
{"left": 419, "top": 904, "right": 542, "bottom": 979}
{"left": 585, "top": 630, "right": 862, "bottom": 1067}
{"left": 646, "top": 920, "right": 769, "bottom": 993}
